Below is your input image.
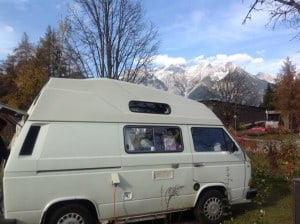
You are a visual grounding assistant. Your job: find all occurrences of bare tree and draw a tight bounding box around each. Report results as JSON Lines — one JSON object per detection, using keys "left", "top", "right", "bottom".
{"left": 66, "top": 0, "right": 159, "bottom": 81}
{"left": 214, "top": 71, "right": 257, "bottom": 125}
{"left": 217, "top": 72, "right": 256, "bottom": 105}
{"left": 243, "top": 0, "right": 300, "bottom": 37}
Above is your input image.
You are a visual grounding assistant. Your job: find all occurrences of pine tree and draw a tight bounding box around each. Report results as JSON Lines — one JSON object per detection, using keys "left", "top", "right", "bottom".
{"left": 36, "top": 26, "right": 68, "bottom": 77}
{"left": 13, "top": 33, "right": 35, "bottom": 64}
{"left": 36, "top": 25, "right": 84, "bottom": 78}
{"left": 261, "top": 83, "right": 275, "bottom": 110}
{"left": 0, "top": 33, "right": 48, "bottom": 109}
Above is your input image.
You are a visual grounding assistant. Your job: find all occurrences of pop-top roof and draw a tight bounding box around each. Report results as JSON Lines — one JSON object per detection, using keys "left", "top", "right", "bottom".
{"left": 27, "top": 78, "right": 222, "bottom": 125}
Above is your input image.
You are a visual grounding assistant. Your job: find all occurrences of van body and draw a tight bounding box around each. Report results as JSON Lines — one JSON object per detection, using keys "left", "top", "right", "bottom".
{"left": 2, "top": 78, "right": 256, "bottom": 224}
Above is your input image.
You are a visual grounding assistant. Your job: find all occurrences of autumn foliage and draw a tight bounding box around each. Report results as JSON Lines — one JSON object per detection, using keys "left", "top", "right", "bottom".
{"left": 0, "top": 29, "right": 82, "bottom": 110}
{"left": 275, "top": 58, "right": 300, "bottom": 131}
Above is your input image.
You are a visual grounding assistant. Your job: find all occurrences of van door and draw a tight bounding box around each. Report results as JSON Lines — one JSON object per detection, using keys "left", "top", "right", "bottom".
{"left": 118, "top": 125, "right": 194, "bottom": 217}
{"left": 189, "top": 126, "right": 246, "bottom": 201}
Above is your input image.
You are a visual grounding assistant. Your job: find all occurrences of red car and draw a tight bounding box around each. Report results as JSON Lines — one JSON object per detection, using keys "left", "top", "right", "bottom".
{"left": 248, "top": 126, "right": 266, "bottom": 134}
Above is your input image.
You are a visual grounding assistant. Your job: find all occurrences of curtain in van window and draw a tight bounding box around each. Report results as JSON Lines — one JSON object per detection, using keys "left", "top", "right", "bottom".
{"left": 124, "top": 126, "right": 183, "bottom": 153}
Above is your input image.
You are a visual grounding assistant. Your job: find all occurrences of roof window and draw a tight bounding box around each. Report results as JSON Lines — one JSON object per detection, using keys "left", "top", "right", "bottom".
{"left": 129, "top": 101, "right": 171, "bottom": 115}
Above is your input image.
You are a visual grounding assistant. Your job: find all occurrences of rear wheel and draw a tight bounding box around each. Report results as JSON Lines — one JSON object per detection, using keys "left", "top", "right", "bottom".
{"left": 194, "top": 190, "right": 225, "bottom": 224}
{"left": 47, "top": 203, "right": 94, "bottom": 224}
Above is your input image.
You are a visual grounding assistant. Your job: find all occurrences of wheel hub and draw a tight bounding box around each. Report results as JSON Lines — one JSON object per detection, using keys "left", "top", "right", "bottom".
{"left": 203, "top": 197, "right": 223, "bottom": 221}
{"left": 57, "top": 213, "right": 85, "bottom": 224}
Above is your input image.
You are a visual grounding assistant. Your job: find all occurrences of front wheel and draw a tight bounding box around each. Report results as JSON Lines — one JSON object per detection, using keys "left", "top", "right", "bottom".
{"left": 47, "top": 203, "right": 94, "bottom": 224}
{"left": 194, "top": 190, "right": 225, "bottom": 224}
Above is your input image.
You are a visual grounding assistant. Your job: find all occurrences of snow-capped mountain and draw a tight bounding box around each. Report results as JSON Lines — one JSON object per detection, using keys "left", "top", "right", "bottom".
{"left": 255, "top": 72, "right": 275, "bottom": 83}
{"left": 153, "top": 64, "right": 188, "bottom": 96}
{"left": 143, "top": 62, "right": 272, "bottom": 107}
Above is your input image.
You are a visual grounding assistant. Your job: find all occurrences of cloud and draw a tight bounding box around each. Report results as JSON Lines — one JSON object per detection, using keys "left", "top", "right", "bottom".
{"left": 11, "top": 0, "right": 29, "bottom": 10}
{"left": 0, "top": 24, "right": 17, "bottom": 58}
{"left": 238, "top": 53, "right": 300, "bottom": 75}
{"left": 191, "top": 53, "right": 270, "bottom": 75}
{"left": 190, "top": 55, "right": 205, "bottom": 64}
{"left": 256, "top": 49, "right": 266, "bottom": 55}
{"left": 191, "top": 53, "right": 264, "bottom": 67}
{"left": 154, "top": 53, "right": 264, "bottom": 68}
{"left": 152, "top": 53, "right": 283, "bottom": 76}
{"left": 4, "top": 25, "right": 14, "bottom": 33}
{"left": 153, "top": 54, "right": 186, "bottom": 66}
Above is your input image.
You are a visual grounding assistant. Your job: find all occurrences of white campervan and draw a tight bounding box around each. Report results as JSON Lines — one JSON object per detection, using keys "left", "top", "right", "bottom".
{"left": 1, "top": 78, "right": 256, "bottom": 224}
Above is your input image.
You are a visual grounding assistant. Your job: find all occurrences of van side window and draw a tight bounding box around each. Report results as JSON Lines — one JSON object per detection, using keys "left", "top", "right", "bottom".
{"left": 19, "top": 125, "right": 41, "bottom": 156}
{"left": 191, "top": 127, "right": 233, "bottom": 152}
{"left": 124, "top": 126, "right": 183, "bottom": 153}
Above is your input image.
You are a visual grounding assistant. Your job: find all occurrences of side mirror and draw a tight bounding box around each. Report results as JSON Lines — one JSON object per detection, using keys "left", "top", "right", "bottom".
{"left": 229, "top": 141, "right": 238, "bottom": 153}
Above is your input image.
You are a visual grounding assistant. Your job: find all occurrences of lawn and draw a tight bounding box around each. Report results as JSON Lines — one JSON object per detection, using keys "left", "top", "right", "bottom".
{"left": 224, "top": 171, "right": 294, "bottom": 224}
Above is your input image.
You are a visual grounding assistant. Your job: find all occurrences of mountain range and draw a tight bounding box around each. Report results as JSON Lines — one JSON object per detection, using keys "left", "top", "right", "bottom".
{"left": 142, "top": 62, "right": 273, "bottom": 107}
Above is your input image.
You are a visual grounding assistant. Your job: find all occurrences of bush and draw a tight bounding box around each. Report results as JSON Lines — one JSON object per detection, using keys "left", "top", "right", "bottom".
{"left": 277, "top": 136, "right": 299, "bottom": 182}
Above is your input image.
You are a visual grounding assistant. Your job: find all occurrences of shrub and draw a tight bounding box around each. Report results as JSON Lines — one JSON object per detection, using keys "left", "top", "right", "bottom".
{"left": 277, "top": 136, "right": 299, "bottom": 182}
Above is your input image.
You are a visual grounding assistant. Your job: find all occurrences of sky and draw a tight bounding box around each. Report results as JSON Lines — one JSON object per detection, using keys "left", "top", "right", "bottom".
{"left": 0, "top": 0, "right": 299, "bottom": 76}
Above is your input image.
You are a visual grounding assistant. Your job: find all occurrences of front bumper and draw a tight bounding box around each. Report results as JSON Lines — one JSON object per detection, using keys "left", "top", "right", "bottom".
{"left": 246, "top": 188, "right": 257, "bottom": 199}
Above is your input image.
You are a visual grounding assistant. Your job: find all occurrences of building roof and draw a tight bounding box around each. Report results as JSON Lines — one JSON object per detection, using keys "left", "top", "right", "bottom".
{"left": 27, "top": 78, "right": 222, "bottom": 125}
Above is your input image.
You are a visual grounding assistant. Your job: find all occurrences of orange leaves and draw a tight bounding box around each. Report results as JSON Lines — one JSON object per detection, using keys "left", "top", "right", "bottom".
{"left": 13, "top": 61, "right": 48, "bottom": 110}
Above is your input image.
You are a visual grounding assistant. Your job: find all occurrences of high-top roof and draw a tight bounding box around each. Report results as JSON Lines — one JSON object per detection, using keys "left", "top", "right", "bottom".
{"left": 27, "top": 78, "right": 222, "bottom": 125}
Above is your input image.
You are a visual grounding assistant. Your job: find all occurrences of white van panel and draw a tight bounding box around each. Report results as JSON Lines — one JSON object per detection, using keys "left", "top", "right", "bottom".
{"left": 4, "top": 170, "right": 114, "bottom": 221}
{"left": 27, "top": 78, "right": 222, "bottom": 126}
{"left": 39, "top": 123, "right": 120, "bottom": 157}
{"left": 37, "top": 123, "right": 121, "bottom": 171}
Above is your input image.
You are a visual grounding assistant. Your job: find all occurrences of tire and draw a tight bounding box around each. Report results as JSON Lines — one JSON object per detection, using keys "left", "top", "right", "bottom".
{"left": 47, "top": 203, "right": 94, "bottom": 224}
{"left": 194, "top": 190, "right": 225, "bottom": 224}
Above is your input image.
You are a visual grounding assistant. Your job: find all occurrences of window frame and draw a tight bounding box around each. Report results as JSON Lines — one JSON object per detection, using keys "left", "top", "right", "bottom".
{"left": 124, "top": 125, "right": 184, "bottom": 154}
{"left": 191, "top": 127, "right": 236, "bottom": 153}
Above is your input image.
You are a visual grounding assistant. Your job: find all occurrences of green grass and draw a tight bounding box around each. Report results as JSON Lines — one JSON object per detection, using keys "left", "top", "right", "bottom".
{"left": 224, "top": 173, "right": 294, "bottom": 224}
{"left": 226, "top": 194, "right": 293, "bottom": 224}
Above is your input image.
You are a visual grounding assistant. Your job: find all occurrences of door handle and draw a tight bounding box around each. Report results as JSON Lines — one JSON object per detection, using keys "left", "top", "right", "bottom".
{"left": 172, "top": 163, "right": 179, "bottom": 169}
{"left": 193, "top": 163, "right": 205, "bottom": 167}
